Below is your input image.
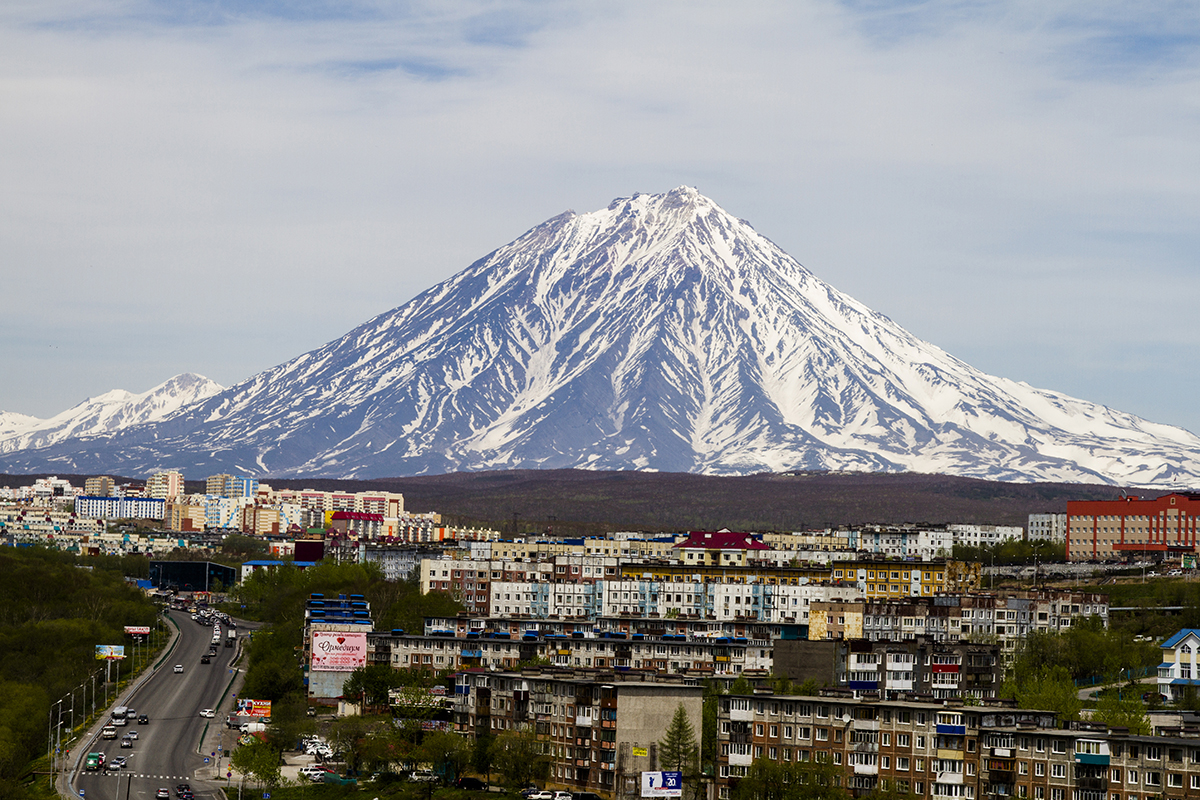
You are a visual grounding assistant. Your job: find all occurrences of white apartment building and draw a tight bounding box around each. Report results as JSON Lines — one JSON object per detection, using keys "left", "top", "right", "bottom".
{"left": 1027, "top": 513, "right": 1068, "bottom": 544}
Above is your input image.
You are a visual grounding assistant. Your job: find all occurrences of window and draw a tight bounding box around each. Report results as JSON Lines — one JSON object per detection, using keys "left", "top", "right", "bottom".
{"left": 1051, "top": 764, "right": 1065, "bottom": 778}
{"left": 1035, "top": 763, "right": 1045, "bottom": 777}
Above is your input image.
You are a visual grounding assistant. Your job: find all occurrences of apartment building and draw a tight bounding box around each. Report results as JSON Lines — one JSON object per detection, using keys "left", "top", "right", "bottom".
{"left": 775, "top": 637, "right": 1002, "bottom": 699}
{"left": 84, "top": 476, "right": 116, "bottom": 496}
{"left": 716, "top": 690, "right": 1200, "bottom": 800}
{"left": 1027, "top": 514, "right": 1068, "bottom": 545}
{"left": 1066, "top": 493, "right": 1200, "bottom": 562}
{"left": 75, "top": 495, "right": 166, "bottom": 521}
{"left": 451, "top": 668, "right": 703, "bottom": 797}
{"left": 807, "top": 590, "right": 1108, "bottom": 656}
{"left": 145, "top": 470, "right": 185, "bottom": 501}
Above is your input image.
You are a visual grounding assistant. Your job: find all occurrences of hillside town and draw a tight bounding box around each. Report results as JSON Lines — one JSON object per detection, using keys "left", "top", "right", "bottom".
{"left": 5, "top": 472, "right": 1200, "bottom": 800}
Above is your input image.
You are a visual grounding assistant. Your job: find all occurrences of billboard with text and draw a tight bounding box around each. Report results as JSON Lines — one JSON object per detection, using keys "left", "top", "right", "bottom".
{"left": 310, "top": 631, "right": 367, "bottom": 672}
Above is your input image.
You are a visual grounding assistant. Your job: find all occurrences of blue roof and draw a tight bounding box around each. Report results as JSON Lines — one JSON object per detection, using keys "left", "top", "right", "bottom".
{"left": 1161, "top": 629, "right": 1200, "bottom": 648}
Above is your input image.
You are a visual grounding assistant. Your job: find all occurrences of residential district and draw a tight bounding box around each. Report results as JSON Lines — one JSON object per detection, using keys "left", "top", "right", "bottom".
{"left": 7, "top": 473, "right": 1200, "bottom": 800}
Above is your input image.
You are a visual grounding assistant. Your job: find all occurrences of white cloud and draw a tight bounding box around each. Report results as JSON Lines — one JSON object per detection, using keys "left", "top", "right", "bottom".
{"left": 1, "top": 0, "right": 1198, "bottom": 439}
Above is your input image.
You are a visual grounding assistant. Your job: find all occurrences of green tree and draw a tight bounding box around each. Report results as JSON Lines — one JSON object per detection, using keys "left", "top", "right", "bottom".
{"left": 491, "top": 728, "right": 550, "bottom": 789}
{"left": 729, "top": 674, "right": 754, "bottom": 695}
{"left": 1093, "top": 688, "right": 1151, "bottom": 734}
{"left": 472, "top": 731, "right": 495, "bottom": 784}
{"left": 418, "top": 731, "right": 471, "bottom": 784}
{"left": 659, "top": 704, "right": 699, "bottom": 773}
{"left": 732, "top": 757, "right": 847, "bottom": 800}
{"left": 1000, "top": 665, "right": 1081, "bottom": 720}
{"left": 701, "top": 681, "right": 722, "bottom": 775}
{"left": 231, "top": 738, "right": 283, "bottom": 788}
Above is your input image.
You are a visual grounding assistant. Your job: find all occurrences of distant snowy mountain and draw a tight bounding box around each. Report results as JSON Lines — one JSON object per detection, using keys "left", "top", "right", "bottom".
{"left": 0, "top": 373, "right": 223, "bottom": 455}
{"left": 1, "top": 187, "right": 1198, "bottom": 485}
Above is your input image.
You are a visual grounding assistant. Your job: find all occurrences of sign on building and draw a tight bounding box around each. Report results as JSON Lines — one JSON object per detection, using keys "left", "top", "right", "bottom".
{"left": 310, "top": 631, "right": 367, "bottom": 672}
{"left": 124, "top": 626, "right": 151, "bottom": 635}
{"left": 641, "top": 772, "right": 682, "bottom": 798}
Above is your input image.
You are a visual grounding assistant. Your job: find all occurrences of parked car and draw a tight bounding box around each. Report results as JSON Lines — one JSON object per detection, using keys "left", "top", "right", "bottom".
{"left": 408, "top": 770, "right": 438, "bottom": 783}
{"left": 455, "top": 777, "right": 486, "bottom": 790}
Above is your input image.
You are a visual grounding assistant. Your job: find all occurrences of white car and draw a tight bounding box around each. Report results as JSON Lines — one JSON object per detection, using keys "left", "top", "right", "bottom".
{"left": 173, "top": 665, "right": 183, "bottom": 673}
{"left": 199, "top": 709, "right": 215, "bottom": 718}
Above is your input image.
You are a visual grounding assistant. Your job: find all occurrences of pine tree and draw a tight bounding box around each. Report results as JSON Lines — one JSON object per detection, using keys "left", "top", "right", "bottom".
{"left": 659, "top": 703, "right": 699, "bottom": 773}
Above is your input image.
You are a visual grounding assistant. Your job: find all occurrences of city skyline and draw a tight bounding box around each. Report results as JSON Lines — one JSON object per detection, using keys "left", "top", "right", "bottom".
{"left": 3, "top": 2, "right": 1199, "bottom": 437}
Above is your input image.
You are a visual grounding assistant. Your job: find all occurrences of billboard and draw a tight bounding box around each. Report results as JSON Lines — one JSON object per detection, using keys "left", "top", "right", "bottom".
{"left": 95, "top": 645, "right": 126, "bottom": 660}
{"left": 311, "top": 631, "right": 367, "bottom": 672}
{"left": 641, "top": 772, "right": 682, "bottom": 798}
{"left": 237, "top": 699, "right": 272, "bottom": 718}
{"left": 124, "top": 626, "right": 151, "bottom": 635}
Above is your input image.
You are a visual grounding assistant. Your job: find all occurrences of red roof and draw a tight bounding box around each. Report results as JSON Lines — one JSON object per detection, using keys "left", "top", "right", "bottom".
{"left": 331, "top": 511, "right": 384, "bottom": 522}
{"left": 674, "top": 531, "right": 769, "bottom": 550}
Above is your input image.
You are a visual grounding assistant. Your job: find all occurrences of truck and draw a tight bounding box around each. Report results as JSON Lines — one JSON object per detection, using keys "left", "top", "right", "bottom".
{"left": 85, "top": 753, "right": 102, "bottom": 771}
{"left": 225, "top": 630, "right": 236, "bottom": 648}
{"left": 240, "top": 722, "right": 266, "bottom": 734}
{"left": 111, "top": 706, "right": 128, "bottom": 726}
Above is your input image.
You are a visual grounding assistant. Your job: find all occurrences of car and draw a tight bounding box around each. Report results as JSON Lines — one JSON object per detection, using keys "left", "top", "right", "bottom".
{"left": 526, "top": 792, "right": 553, "bottom": 800}
{"left": 409, "top": 770, "right": 438, "bottom": 783}
{"left": 299, "top": 766, "right": 327, "bottom": 781}
{"left": 156, "top": 789, "right": 170, "bottom": 799}
{"left": 199, "top": 709, "right": 215, "bottom": 718}
{"left": 553, "top": 793, "right": 572, "bottom": 800}
{"left": 120, "top": 737, "right": 133, "bottom": 748}
{"left": 96, "top": 752, "right": 105, "bottom": 765}
{"left": 109, "top": 757, "right": 127, "bottom": 769}
{"left": 127, "top": 730, "right": 138, "bottom": 740}
{"left": 200, "top": 655, "right": 210, "bottom": 664}
{"left": 175, "top": 784, "right": 191, "bottom": 796}
{"left": 455, "top": 777, "right": 486, "bottom": 790}
{"left": 138, "top": 714, "right": 149, "bottom": 724}
{"left": 173, "top": 665, "right": 183, "bottom": 673}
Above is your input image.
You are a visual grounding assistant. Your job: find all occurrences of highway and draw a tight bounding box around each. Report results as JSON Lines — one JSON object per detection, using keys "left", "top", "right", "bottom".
{"left": 72, "top": 612, "right": 244, "bottom": 800}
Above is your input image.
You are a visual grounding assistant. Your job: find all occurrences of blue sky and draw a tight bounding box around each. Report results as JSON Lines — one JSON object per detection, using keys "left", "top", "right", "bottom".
{"left": 3, "top": 0, "right": 1200, "bottom": 438}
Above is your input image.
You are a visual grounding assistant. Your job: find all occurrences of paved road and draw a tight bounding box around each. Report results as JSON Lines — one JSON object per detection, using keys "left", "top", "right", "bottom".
{"left": 69, "top": 612, "right": 250, "bottom": 800}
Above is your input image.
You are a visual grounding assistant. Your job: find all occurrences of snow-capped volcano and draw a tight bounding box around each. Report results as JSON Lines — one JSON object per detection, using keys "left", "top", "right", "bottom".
{"left": 2, "top": 187, "right": 1198, "bottom": 484}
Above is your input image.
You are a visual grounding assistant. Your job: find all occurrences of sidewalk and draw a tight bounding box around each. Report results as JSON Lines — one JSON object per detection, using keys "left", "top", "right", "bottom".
{"left": 58, "top": 608, "right": 183, "bottom": 797}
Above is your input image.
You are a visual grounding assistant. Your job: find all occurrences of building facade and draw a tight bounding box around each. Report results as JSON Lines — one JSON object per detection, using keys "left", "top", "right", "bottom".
{"left": 1066, "top": 493, "right": 1200, "bottom": 562}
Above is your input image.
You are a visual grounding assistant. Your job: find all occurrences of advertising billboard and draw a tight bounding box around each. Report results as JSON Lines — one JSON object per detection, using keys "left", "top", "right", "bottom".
{"left": 124, "top": 626, "right": 151, "bottom": 635}
{"left": 641, "top": 772, "right": 682, "bottom": 798}
{"left": 95, "top": 645, "right": 126, "bottom": 660}
{"left": 237, "top": 699, "right": 272, "bottom": 718}
{"left": 310, "top": 631, "right": 367, "bottom": 672}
